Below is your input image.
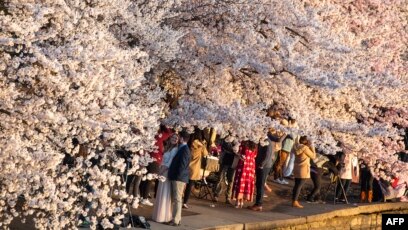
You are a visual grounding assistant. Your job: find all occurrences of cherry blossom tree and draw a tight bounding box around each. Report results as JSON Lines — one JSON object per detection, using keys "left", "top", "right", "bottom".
{"left": 1, "top": 0, "right": 180, "bottom": 228}
{"left": 163, "top": 0, "right": 407, "bottom": 177}
{"left": 1, "top": 0, "right": 407, "bottom": 228}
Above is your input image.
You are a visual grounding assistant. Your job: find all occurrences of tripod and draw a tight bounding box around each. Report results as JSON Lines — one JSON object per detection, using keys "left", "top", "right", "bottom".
{"left": 323, "top": 173, "right": 349, "bottom": 204}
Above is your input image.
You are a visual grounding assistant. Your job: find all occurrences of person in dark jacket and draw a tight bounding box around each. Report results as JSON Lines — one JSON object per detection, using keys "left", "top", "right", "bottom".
{"left": 248, "top": 132, "right": 281, "bottom": 211}
{"left": 167, "top": 130, "right": 191, "bottom": 226}
{"left": 213, "top": 139, "right": 238, "bottom": 204}
{"left": 359, "top": 159, "right": 374, "bottom": 203}
{"left": 306, "top": 151, "right": 331, "bottom": 203}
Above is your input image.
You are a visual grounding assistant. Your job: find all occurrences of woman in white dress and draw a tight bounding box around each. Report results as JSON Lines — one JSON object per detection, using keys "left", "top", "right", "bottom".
{"left": 152, "top": 133, "right": 179, "bottom": 223}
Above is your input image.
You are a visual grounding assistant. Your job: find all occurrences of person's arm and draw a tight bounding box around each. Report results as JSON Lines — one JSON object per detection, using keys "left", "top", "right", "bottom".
{"left": 279, "top": 134, "right": 286, "bottom": 143}
{"left": 267, "top": 133, "right": 281, "bottom": 142}
{"left": 309, "top": 144, "right": 316, "bottom": 156}
{"left": 323, "top": 161, "right": 339, "bottom": 175}
{"left": 159, "top": 165, "right": 168, "bottom": 176}
{"left": 303, "top": 145, "right": 316, "bottom": 159}
{"left": 179, "top": 147, "right": 191, "bottom": 173}
{"left": 294, "top": 145, "right": 302, "bottom": 156}
{"left": 257, "top": 145, "right": 268, "bottom": 168}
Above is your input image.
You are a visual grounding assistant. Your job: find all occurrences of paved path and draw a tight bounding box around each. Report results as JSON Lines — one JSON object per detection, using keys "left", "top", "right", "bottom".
{"left": 9, "top": 178, "right": 407, "bottom": 229}
{"left": 133, "top": 179, "right": 407, "bottom": 229}
{"left": 143, "top": 199, "right": 351, "bottom": 230}
{"left": 140, "top": 199, "right": 408, "bottom": 230}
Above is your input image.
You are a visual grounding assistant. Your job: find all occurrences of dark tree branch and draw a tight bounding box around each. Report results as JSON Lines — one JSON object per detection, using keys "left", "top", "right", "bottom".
{"left": 0, "top": 108, "right": 11, "bottom": 116}
{"left": 285, "top": 27, "right": 309, "bottom": 43}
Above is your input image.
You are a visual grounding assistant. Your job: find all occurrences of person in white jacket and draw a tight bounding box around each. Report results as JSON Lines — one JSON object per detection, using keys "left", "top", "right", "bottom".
{"left": 335, "top": 151, "right": 358, "bottom": 202}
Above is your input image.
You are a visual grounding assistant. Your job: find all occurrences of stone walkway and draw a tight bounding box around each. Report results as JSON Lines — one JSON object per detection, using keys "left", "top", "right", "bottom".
{"left": 9, "top": 178, "right": 407, "bottom": 229}
{"left": 132, "top": 179, "right": 408, "bottom": 229}
{"left": 139, "top": 198, "right": 407, "bottom": 230}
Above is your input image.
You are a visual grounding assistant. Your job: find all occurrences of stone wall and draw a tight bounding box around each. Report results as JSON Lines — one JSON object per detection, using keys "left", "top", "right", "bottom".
{"left": 243, "top": 203, "right": 408, "bottom": 230}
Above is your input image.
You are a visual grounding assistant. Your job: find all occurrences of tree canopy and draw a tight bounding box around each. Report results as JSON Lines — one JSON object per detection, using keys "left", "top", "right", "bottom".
{"left": 0, "top": 0, "right": 407, "bottom": 228}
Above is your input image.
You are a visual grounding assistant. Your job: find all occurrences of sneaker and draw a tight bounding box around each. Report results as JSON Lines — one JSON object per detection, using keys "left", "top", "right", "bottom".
{"left": 182, "top": 204, "right": 189, "bottom": 209}
{"left": 335, "top": 198, "right": 346, "bottom": 203}
{"left": 273, "top": 179, "right": 282, "bottom": 184}
{"left": 141, "top": 199, "right": 153, "bottom": 206}
{"left": 280, "top": 179, "right": 289, "bottom": 185}
{"left": 275, "top": 179, "right": 285, "bottom": 184}
{"left": 248, "top": 205, "right": 263, "bottom": 211}
{"left": 166, "top": 221, "right": 180, "bottom": 226}
{"left": 306, "top": 199, "right": 315, "bottom": 203}
{"left": 316, "top": 200, "right": 326, "bottom": 204}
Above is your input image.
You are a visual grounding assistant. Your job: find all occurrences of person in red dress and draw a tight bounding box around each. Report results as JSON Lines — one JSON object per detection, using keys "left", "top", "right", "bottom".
{"left": 232, "top": 141, "right": 258, "bottom": 208}
{"left": 140, "top": 125, "right": 172, "bottom": 206}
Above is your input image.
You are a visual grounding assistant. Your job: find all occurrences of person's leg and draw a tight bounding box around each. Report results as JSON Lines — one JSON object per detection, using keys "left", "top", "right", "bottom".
{"left": 126, "top": 175, "right": 135, "bottom": 194}
{"left": 367, "top": 172, "right": 374, "bottom": 191}
{"left": 273, "top": 153, "right": 281, "bottom": 180}
{"left": 225, "top": 166, "right": 236, "bottom": 201}
{"left": 335, "top": 178, "right": 343, "bottom": 199}
{"left": 254, "top": 168, "right": 264, "bottom": 206}
{"left": 292, "top": 178, "right": 306, "bottom": 201}
{"left": 183, "top": 180, "right": 195, "bottom": 205}
{"left": 360, "top": 169, "right": 368, "bottom": 202}
{"left": 367, "top": 172, "right": 374, "bottom": 202}
{"left": 263, "top": 167, "right": 272, "bottom": 192}
{"left": 142, "top": 162, "right": 160, "bottom": 200}
{"left": 214, "top": 165, "right": 227, "bottom": 199}
{"left": 172, "top": 181, "right": 186, "bottom": 225}
{"left": 292, "top": 178, "right": 306, "bottom": 208}
{"left": 308, "top": 171, "right": 318, "bottom": 201}
{"left": 132, "top": 175, "right": 142, "bottom": 198}
{"left": 171, "top": 181, "right": 177, "bottom": 223}
{"left": 276, "top": 151, "right": 284, "bottom": 180}
{"left": 140, "top": 179, "right": 148, "bottom": 198}
{"left": 278, "top": 151, "right": 289, "bottom": 180}
{"left": 338, "top": 179, "right": 351, "bottom": 200}
{"left": 154, "top": 177, "right": 159, "bottom": 198}
{"left": 343, "top": 179, "right": 351, "bottom": 194}
{"left": 283, "top": 152, "right": 295, "bottom": 177}
{"left": 314, "top": 169, "right": 323, "bottom": 201}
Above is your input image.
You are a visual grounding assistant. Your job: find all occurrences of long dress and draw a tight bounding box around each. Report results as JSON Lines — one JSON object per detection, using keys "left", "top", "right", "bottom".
{"left": 152, "top": 147, "right": 178, "bottom": 223}
{"left": 232, "top": 146, "right": 257, "bottom": 202}
{"left": 283, "top": 133, "right": 298, "bottom": 177}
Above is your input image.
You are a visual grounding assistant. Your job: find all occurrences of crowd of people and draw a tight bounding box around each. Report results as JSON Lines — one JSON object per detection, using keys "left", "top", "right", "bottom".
{"left": 125, "top": 122, "right": 408, "bottom": 226}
